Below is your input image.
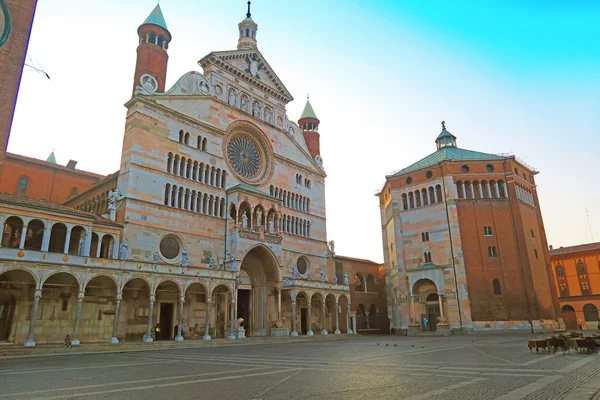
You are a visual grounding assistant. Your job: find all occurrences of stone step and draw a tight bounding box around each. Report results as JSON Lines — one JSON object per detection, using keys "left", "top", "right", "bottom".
{"left": 0, "top": 334, "right": 360, "bottom": 358}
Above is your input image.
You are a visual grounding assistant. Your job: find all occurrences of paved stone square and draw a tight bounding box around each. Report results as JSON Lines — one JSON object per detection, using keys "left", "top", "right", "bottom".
{"left": 0, "top": 334, "right": 598, "bottom": 400}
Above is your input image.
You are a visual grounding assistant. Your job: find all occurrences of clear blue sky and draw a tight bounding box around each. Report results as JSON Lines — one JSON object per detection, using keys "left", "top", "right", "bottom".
{"left": 10, "top": 0, "right": 600, "bottom": 262}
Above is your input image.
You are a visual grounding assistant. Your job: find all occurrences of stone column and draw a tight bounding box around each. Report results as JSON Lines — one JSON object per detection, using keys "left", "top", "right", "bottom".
{"left": 0, "top": 215, "right": 4, "bottom": 247}
{"left": 24, "top": 289, "right": 42, "bottom": 347}
{"left": 167, "top": 187, "right": 173, "bottom": 206}
{"left": 307, "top": 301, "right": 313, "bottom": 336}
{"left": 321, "top": 302, "right": 328, "bottom": 335}
{"left": 228, "top": 298, "right": 236, "bottom": 339}
{"left": 41, "top": 226, "right": 51, "bottom": 252}
{"left": 112, "top": 238, "right": 119, "bottom": 260}
{"left": 291, "top": 300, "right": 298, "bottom": 336}
{"left": 174, "top": 190, "right": 180, "bottom": 209}
{"left": 176, "top": 296, "right": 185, "bottom": 342}
{"left": 18, "top": 224, "right": 27, "bottom": 249}
{"left": 410, "top": 295, "right": 415, "bottom": 323}
{"left": 486, "top": 184, "right": 492, "bottom": 199}
{"left": 365, "top": 311, "right": 370, "bottom": 329}
{"left": 438, "top": 294, "right": 444, "bottom": 318}
{"left": 352, "top": 312, "right": 357, "bottom": 333}
{"left": 95, "top": 237, "right": 102, "bottom": 258}
{"left": 334, "top": 302, "right": 340, "bottom": 335}
{"left": 63, "top": 227, "right": 72, "bottom": 254}
{"left": 71, "top": 291, "right": 85, "bottom": 346}
{"left": 169, "top": 157, "right": 175, "bottom": 174}
{"left": 143, "top": 295, "right": 155, "bottom": 342}
{"left": 203, "top": 299, "right": 212, "bottom": 341}
{"left": 347, "top": 304, "right": 353, "bottom": 334}
{"left": 83, "top": 228, "right": 92, "bottom": 257}
{"left": 460, "top": 185, "right": 466, "bottom": 200}
{"left": 109, "top": 293, "right": 122, "bottom": 344}
{"left": 277, "top": 287, "right": 282, "bottom": 320}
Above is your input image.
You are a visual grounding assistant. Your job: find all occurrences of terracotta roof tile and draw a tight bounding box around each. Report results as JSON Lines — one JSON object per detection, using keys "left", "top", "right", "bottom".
{"left": 550, "top": 242, "right": 600, "bottom": 256}
{"left": 0, "top": 192, "right": 122, "bottom": 227}
{"left": 334, "top": 255, "right": 381, "bottom": 265}
{"left": 7, "top": 153, "right": 105, "bottom": 179}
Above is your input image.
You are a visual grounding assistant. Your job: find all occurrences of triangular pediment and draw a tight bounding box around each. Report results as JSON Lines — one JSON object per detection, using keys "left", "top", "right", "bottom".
{"left": 199, "top": 49, "right": 293, "bottom": 104}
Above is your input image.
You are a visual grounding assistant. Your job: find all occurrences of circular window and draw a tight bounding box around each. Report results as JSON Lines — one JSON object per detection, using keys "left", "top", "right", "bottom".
{"left": 297, "top": 257, "right": 308, "bottom": 275}
{"left": 426, "top": 171, "right": 433, "bottom": 179}
{"left": 406, "top": 177, "right": 413, "bottom": 184}
{"left": 224, "top": 124, "right": 273, "bottom": 185}
{"left": 227, "top": 135, "right": 262, "bottom": 179}
{"left": 486, "top": 164, "right": 494, "bottom": 172}
{"left": 461, "top": 165, "right": 470, "bottom": 173}
{"left": 159, "top": 235, "right": 181, "bottom": 260}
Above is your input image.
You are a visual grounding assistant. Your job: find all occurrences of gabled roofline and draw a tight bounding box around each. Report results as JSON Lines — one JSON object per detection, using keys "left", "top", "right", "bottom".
{"left": 6, "top": 153, "right": 105, "bottom": 179}
{"left": 198, "top": 49, "right": 293, "bottom": 103}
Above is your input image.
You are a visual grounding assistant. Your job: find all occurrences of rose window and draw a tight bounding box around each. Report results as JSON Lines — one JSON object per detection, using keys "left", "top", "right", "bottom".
{"left": 227, "top": 135, "right": 262, "bottom": 180}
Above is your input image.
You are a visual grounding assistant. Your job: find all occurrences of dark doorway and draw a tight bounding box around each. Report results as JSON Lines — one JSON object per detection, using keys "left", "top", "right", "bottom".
{"left": 159, "top": 303, "right": 174, "bottom": 340}
{"left": 0, "top": 295, "right": 16, "bottom": 341}
{"left": 237, "top": 289, "right": 251, "bottom": 335}
{"left": 301, "top": 308, "right": 307, "bottom": 334}
{"left": 426, "top": 305, "right": 440, "bottom": 332}
{"left": 562, "top": 305, "right": 578, "bottom": 330}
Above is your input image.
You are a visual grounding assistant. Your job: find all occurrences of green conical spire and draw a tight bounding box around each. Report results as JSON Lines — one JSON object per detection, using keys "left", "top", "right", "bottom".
{"left": 300, "top": 99, "right": 318, "bottom": 120}
{"left": 46, "top": 151, "right": 57, "bottom": 164}
{"left": 143, "top": 4, "right": 168, "bottom": 31}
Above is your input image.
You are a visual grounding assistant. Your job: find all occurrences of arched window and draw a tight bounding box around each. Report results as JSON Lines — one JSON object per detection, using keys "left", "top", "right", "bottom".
{"left": 493, "top": 279, "right": 502, "bottom": 295}
{"left": 435, "top": 185, "right": 443, "bottom": 202}
{"left": 184, "top": 132, "right": 190, "bottom": 145}
{"left": 556, "top": 265, "right": 565, "bottom": 277}
{"left": 577, "top": 261, "right": 591, "bottom": 295}
{"left": 178, "top": 130, "right": 184, "bottom": 143}
{"left": 583, "top": 304, "right": 599, "bottom": 322}
{"left": 401, "top": 194, "right": 408, "bottom": 210}
{"left": 197, "top": 136, "right": 202, "bottom": 149}
{"left": 17, "top": 177, "right": 28, "bottom": 196}
{"left": 202, "top": 138, "right": 207, "bottom": 151}
{"left": 354, "top": 274, "right": 365, "bottom": 292}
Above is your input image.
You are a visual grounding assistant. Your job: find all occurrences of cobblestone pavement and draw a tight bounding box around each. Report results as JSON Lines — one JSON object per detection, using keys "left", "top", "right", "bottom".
{"left": 0, "top": 334, "right": 598, "bottom": 399}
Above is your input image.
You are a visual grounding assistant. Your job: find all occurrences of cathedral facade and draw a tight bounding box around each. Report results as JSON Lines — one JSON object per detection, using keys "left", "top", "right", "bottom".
{"left": 378, "top": 124, "right": 560, "bottom": 334}
{"left": 0, "top": 4, "right": 352, "bottom": 346}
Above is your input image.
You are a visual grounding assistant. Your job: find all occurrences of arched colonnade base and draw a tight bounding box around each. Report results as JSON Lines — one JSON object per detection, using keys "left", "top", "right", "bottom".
{"left": 233, "top": 245, "right": 353, "bottom": 337}
{"left": 0, "top": 266, "right": 239, "bottom": 347}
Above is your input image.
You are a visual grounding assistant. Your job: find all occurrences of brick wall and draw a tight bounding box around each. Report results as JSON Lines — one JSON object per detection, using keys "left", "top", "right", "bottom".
{"left": 0, "top": 0, "right": 38, "bottom": 177}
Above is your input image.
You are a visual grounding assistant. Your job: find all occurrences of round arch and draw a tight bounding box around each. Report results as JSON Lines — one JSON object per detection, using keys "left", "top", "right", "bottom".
{"left": 41, "top": 270, "right": 82, "bottom": 290}
{"left": 154, "top": 279, "right": 183, "bottom": 296}
{"left": 121, "top": 276, "right": 152, "bottom": 293}
{"left": 0, "top": 267, "right": 39, "bottom": 287}
{"left": 240, "top": 244, "right": 281, "bottom": 283}
{"left": 84, "top": 274, "right": 119, "bottom": 292}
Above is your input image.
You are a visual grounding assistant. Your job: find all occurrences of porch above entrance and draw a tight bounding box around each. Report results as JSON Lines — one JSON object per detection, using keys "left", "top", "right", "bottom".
{"left": 407, "top": 263, "right": 447, "bottom": 296}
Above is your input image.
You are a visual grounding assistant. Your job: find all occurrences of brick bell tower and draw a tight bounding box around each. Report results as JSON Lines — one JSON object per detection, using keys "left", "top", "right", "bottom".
{"left": 132, "top": 4, "right": 171, "bottom": 95}
{"left": 298, "top": 96, "right": 320, "bottom": 159}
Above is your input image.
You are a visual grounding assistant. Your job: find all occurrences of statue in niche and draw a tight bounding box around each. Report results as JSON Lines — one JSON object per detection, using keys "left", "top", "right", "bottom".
{"left": 152, "top": 251, "right": 159, "bottom": 265}
{"left": 334, "top": 274, "right": 338, "bottom": 284}
{"left": 208, "top": 258, "right": 215, "bottom": 270}
{"left": 253, "top": 103, "right": 260, "bottom": 117}
{"left": 141, "top": 75, "right": 157, "bottom": 92}
{"left": 181, "top": 248, "right": 188, "bottom": 267}
{"left": 230, "top": 254, "right": 237, "bottom": 272}
{"left": 107, "top": 189, "right": 121, "bottom": 211}
{"left": 228, "top": 90, "right": 236, "bottom": 106}
{"left": 256, "top": 209, "right": 263, "bottom": 226}
{"left": 241, "top": 98, "right": 248, "bottom": 112}
{"left": 242, "top": 213, "right": 248, "bottom": 229}
{"left": 328, "top": 240, "right": 335, "bottom": 254}
{"left": 292, "top": 264, "right": 300, "bottom": 279}
{"left": 265, "top": 109, "right": 273, "bottom": 124}
{"left": 320, "top": 269, "right": 326, "bottom": 283}
{"left": 119, "top": 240, "right": 128, "bottom": 260}
{"left": 343, "top": 272, "right": 349, "bottom": 286}
{"left": 268, "top": 217, "right": 274, "bottom": 234}
{"left": 198, "top": 80, "right": 209, "bottom": 94}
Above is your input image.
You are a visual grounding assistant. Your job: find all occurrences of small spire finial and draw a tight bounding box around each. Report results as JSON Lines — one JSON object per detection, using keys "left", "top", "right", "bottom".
{"left": 246, "top": 1, "right": 251, "bottom": 18}
{"left": 307, "top": 93, "right": 310, "bottom": 101}
{"left": 441, "top": 120, "right": 446, "bottom": 130}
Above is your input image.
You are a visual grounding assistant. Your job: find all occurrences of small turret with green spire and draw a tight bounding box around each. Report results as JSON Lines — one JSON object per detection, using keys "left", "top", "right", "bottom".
{"left": 46, "top": 151, "right": 57, "bottom": 164}
{"left": 298, "top": 95, "right": 321, "bottom": 159}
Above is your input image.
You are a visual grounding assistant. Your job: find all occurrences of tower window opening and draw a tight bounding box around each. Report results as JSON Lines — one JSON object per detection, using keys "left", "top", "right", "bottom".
{"left": 245, "top": 28, "right": 249, "bottom": 37}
